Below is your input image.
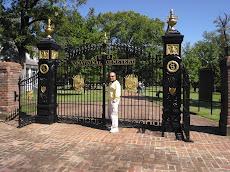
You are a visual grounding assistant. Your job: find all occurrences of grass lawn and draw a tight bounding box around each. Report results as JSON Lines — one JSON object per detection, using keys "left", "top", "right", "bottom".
{"left": 142, "top": 86, "right": 221, "bottom": 122}
{"left": 20, "top": 86, "right": 221, "bottom": 122}
{"left": 189, "top": 91, "right": 221, "bottom": 122}
{"left": 57, "top": 88, "right": 105, "bottom": 102}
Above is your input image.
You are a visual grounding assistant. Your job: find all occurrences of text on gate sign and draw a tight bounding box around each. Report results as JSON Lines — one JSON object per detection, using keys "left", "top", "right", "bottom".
{"left": 75, "top": 58, "right": 136, "bottom": 66}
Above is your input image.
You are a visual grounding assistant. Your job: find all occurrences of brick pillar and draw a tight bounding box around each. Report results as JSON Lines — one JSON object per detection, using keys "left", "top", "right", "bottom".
{"left": 219, "top": 56, "right": 230, "bottom": 137}
{"left": 0, "top": 62, "right": 22, "bottom": 120}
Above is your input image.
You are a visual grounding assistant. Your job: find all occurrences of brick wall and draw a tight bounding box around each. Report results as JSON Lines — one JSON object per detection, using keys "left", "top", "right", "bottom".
{"left": 0, "top": 62, "right": 22, "bottom": 115}
{"left": 219, "top": 56, "right": 230, "bottom": 137}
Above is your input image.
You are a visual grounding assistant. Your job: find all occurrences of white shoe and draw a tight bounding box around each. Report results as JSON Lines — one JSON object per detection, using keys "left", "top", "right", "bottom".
{"left": 108, "top": 126, "right": 113, "bottom": 130}
{"left": 110, "top": 128, "right": 119, "bottom": 133}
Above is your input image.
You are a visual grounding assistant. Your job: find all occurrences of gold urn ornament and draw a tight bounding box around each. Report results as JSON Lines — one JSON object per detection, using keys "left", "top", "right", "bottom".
{"left": 44, "top": 19, "right": 54, "bottom": 38}
{"left": 73, "top": 75, "right": 84, "bottom": 93}
{"left": 125, "top": 74, "right": 138, "bottom": 93}
{"left": 166, "top": 9, "right": 179, "bottom": 30}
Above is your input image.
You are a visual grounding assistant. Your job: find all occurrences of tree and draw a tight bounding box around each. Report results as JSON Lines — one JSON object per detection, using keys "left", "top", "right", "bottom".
{"left": 53, "top": 7, "right": 101, "bottom": 50}
{"left": 97, "top": 11, "right": 165, "bottom": 49}
{"left": 182, "top": 13, "right": 229, "bottom": 90}
{"left": 183, "top": 39, "right": 220, "bottom": 89}
{"left": 97, "top": 11, "right": 165, "bottom": 83}
{"left": 214, "top": 13, "right": 230, "bottom": 58}
{"left": 0, "top": 0, "right": 86, "bottom": 65}
{"left": 182, "top": 42, "right": 202, "bottom": 91}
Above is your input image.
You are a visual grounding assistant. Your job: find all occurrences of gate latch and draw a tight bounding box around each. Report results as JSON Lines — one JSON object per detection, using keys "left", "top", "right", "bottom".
{"left": 14, "top": 91, "right": 19, "bottom": 101}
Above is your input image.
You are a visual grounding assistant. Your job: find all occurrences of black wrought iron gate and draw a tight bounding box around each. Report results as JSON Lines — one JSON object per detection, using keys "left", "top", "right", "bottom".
{"left": 56, "top": 42, "right": 163, "bottom": 127}
{"left": 18, "top": 74, "right": 38, "bottom": 128}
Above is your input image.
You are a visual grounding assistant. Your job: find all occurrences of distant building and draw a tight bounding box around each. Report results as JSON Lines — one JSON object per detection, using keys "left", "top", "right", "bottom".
{"left": 21, "top": 52, "right": 38, "bottom": 78}
{"left": 0, "top": 47, "right": 38, "bottom": 78}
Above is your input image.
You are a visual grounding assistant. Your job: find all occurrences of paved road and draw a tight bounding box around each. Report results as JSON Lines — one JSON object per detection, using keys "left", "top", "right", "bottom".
{"left": 0, "top": 115, "right": 230, "bottom": 172}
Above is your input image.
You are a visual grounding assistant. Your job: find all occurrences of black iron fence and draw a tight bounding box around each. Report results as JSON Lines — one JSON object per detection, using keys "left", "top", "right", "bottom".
{"left": 4, "top": 108, "right": 19, "bottom": 121}
{"left": 18, "top": 73, "right": 38, "bottom": 128}
{"left": 56, "top": 43, "right": 163, "bottom": 128}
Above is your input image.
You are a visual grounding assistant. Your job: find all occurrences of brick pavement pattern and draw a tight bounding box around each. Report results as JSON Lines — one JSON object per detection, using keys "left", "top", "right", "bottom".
{"left": 1, "top": 115, "right": 230, "bottom": 172}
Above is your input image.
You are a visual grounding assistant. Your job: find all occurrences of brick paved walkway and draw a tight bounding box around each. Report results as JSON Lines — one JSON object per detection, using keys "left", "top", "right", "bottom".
{"left": 0, "top": 115, "right": 230, "bottom": 172}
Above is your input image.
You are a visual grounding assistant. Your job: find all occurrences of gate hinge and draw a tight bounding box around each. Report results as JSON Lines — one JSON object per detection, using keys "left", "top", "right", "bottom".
{"left": 14, "top": 91, "right": 19, "bottom": 102}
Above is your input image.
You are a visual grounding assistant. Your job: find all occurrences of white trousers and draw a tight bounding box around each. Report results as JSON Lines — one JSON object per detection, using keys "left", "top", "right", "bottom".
{"left": 108, "top": 100, "right": 120, "bottom": 129}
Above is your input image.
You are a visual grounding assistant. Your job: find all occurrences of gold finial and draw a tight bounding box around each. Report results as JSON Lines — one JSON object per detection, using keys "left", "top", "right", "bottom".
{"left": 166, "top": 9, "right": 179, "bottom": 30}
{"left": 103, "top": 32, "right": 108, "bottom": 44}
{"left": 44, "top": 19, "right": 55, "bottom": 38}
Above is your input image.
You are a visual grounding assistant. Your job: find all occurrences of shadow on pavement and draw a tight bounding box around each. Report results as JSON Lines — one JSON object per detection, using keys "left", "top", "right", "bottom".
{"left": 190, "top": 125, "right": 221, "bottom": 135}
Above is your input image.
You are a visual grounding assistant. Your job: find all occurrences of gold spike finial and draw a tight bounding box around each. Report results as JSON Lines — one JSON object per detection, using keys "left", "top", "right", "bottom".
{"left": 44, "top": 19, "right": 55, "bottom": 38}
{"left": 166, "top": 9, "right": 179, "bottom": 30}
{"left": 103, "top": 32, "right": 108, "bottom": 44}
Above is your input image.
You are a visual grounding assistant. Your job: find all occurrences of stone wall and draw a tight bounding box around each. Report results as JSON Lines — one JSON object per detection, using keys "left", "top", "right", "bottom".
{"left": 219, "top": 56, "right": 230, "bottom": 137}
{"left": 0, "top": 62, "right": 22, "bottom": 120}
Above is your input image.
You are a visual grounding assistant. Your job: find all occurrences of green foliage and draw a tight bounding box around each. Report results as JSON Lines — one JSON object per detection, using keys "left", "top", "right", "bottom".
{"left": 53, "top": 10, "right": 165, "bottom": 83}
{"left": 182, "top": 42, "right": 202, "bottom": 84}
{"left": 0, "top": 0, "right": 86, "bottom": 64}
{"left": 97, "top": 11, "right": 165, "bottom": 48}
{"left": 214, "top": 13, "right": 230, "bottom": 58}
{"left": 183, "top": 13, "right": 230, "bottom": 89}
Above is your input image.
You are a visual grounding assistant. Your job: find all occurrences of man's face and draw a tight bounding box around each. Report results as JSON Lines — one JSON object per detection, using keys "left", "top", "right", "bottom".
{"left": 109, "top": 72, "right": 116, "bottom": 82}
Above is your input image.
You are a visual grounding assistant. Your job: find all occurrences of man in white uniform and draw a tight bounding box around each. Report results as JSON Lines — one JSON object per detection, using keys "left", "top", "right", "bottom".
{"left": 108, "top": 72, "right": 121, "bottom": 133}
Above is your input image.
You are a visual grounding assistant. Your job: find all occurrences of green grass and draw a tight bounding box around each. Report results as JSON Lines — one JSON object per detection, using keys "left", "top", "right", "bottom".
{"left": 57, "top": 89, "right": 106, "bottom": 102}
{"left": 144, "top": 87, "right": 221, "bottom": 122}
{"left": 20, "top": 86, "right": 221, "bottom": 122}
{"left": 20, "top": 102, "right": 37, "bottom": 114}
{"left": 20, "top": 91, "right": 38, "bottom": 114}
{"left": 189, "top": 91, "right": 221, "bottom": 122}
{"left": 143, "top": 86, "right": 163, "bottom": 105}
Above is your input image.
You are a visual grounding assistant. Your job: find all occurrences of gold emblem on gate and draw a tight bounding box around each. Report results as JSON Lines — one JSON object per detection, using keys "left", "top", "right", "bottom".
{"left": 167, "top": 60, "right": 179, "bottom": 73}
{"left": 125, "top": 74, "right": 138, "bottom": 93}
{"left": 40, "top": 64, "right": 49, "bottom": 74}
{"left": 39, "top": 50, "right": 49, "bottom": 59}
{"left": 41, "top": 86, "right": 46, "bottom": 93}
{"left": 73, "top": 75, "right": 84, "bottom": 93}
{"left": 28, "top": 90, "right": 34, "bottom": 100}
{"left": 166, "top": 44, "right": 179, "bottom": 55}
{"left": 169, "top": 87, "right": 176, "bottom": 95}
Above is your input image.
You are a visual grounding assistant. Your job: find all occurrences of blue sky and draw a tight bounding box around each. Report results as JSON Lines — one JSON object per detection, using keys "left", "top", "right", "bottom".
{"left": 77, "top": 0, "right": 230, "bottom": 46}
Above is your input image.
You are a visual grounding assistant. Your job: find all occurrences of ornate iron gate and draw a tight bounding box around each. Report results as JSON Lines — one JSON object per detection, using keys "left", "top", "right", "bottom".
{"left": 56, "top": 42, "right": 163, "bottom": 127}
{"left": 18, "top": 74, "right": 38, "bottom": 128}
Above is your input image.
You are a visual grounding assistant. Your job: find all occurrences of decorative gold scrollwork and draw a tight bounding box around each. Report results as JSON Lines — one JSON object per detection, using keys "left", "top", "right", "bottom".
{"left": 166, "top": 44, "right": 179, "bottom": 55}
{"left": 51, "top": 50, "right": 58, "bottom": 59}
{"left": 39, "top": 50, "right": 49, "bottom": 59}
{"left": 167, "top": 60, "right": 179, "bottom": 73}
{"left": 73, "top": 75, "right": 84, "bottom": 93}
{"left": 125, "top": 74, "right": 138, "bottom": 93}
{"left": 40, "top": 64, "right": 49, "bottom": 74}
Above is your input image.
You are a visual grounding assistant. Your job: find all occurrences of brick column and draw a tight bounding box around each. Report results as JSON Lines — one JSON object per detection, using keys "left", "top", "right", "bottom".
{"left": 0, "top": 62, "right": 22, "bottom": 120}
{"left": 219, "top": 56, "right": 230, "bottom": 137}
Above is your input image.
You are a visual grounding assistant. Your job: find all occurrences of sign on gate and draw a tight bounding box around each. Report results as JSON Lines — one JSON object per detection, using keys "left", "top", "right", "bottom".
{"left": 75, "top": 55, "right": 136, "bottom": 66}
